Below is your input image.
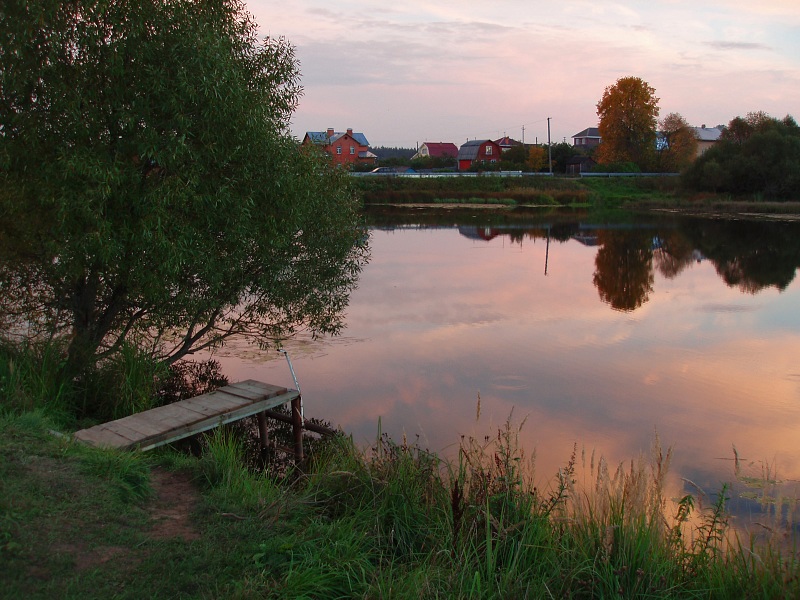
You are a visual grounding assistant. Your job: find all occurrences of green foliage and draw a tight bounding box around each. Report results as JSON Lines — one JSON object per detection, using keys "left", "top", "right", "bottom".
{"left": 4, "top": 409, "right": 800, "bottom": 598}
{"left": 0, "top": 340, "right": 71, "bottom": 422}
{"left": 79, "top": 343, "right": 165, "bottom": 421}
{"left": 156, "top": 359, "right": 229, "bottom": 405}
{"left": 0, "top": 0, "right": 367, "bottom": 378}
{"left": 353, "top": 174, "right": 588, "bottom": 205}
{"left": 592, "top": 161, "right": 642, "bottom": 173}
{"left": 683, "top": 113, "right": 800, "bottom": 199}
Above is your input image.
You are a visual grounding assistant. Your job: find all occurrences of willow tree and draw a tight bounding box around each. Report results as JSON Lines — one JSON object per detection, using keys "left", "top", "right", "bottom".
{"left": 0, "top": 0, "right": 368, "bottom": 376}
{"left": 596, "top": 76, "right": 660, "bottom": 170}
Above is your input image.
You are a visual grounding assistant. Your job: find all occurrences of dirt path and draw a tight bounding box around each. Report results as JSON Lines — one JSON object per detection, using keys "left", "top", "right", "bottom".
{"left": 147, "top": 467, "right": 202, "bottom": 541}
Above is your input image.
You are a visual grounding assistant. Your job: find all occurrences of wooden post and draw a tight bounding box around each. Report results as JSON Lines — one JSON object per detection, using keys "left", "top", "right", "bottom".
{"left": 256, "top": 411, "right": 270, "bottom": 460}
{"left": 291, "top": 395, "right": 304, "bottom": 464}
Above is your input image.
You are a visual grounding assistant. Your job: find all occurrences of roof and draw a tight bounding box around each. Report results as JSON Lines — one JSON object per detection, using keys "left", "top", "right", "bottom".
{"left": 692, "top": 126, "right": 722, "bottom": 142}
{"left": 494, "top": 136, "right": 522, "bottom": 147}
{"left": 457, "top": 139, "right": 493, "bottom": 161}
{"left": 572, "top": 127, "right": 601, "bottom": 139}
{"left": 304, "top": 130, "right": 370, "bottom": 147}
{"left": 420, "top": 142, "right": 458, "bottom": 158}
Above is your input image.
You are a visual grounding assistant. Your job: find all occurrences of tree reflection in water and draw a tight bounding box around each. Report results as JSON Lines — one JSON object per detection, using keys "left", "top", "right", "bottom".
{"left": 592, "top": 230, "right": 655, "bottom": 311}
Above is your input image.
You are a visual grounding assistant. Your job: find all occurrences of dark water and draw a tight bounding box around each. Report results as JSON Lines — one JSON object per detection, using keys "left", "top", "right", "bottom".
{"left": 210, "top": 207, "right": 800, "bottom": 534}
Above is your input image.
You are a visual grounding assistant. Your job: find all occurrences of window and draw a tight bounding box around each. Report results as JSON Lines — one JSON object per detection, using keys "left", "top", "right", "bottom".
{"left": 485, "top": 145, "right": 492, "bottom": 155}
{"left": 350, "top": 146, "right": 355, "bottom": 155}
{"left": 336, "top": 146, "right": 342, "bottom": 155}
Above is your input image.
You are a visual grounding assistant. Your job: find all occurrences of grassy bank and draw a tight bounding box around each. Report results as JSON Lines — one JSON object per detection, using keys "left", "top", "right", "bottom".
{"left": 354, "top": 175, "right": 800, "bottom": 216}
{"left": 353, "top": 175, "right": 591, "bottom": 207}
{"left": 2, "top": 338, "right": 799, "bottom": 598}
{"left": 3, "top": 406, "right": 799, "bottom": 598}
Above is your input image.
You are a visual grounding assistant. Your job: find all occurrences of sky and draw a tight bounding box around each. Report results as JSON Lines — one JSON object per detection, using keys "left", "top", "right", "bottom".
{"left": 247, "top": 1, "right": 800, "bottom": 149}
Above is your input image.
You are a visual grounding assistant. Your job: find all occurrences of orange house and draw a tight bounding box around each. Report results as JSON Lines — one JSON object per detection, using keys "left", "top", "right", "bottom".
{"left": 302, "top": 128, "right": 377, "bottom": 167}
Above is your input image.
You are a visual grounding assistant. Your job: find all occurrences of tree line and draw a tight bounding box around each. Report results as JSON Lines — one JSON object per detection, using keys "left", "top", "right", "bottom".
{"left": 366, "top": 76, "right": 799, "bottom": 200}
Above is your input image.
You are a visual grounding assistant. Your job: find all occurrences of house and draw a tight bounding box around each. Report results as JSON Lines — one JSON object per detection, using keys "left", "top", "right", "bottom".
{"left": 302, "top": 128, "right": 377, "bottom": 167}
{"left": 457, "top": 139, "right": 503, "bottom": 171}
{"left": 572, "top": 127, "right": 601, "bottom": 148}
{"left": 566, "top": 156, "right": 597, "bottom": 175}
{"left": 692, "top": 125, "right": 722, "bottom": 157}
{"left": 494, "top": 136, "right": 523, "bottom": 152}
{"left": 411, "top": 142, "right": 458, "bottom": 161}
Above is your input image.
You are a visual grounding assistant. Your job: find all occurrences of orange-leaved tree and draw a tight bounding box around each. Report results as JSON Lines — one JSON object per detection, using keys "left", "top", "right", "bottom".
{"left": 596, "top": 76, "right": 659, "bottom": 170}
{"left": 657, "top": 112, "right": 698, "bottom": 172}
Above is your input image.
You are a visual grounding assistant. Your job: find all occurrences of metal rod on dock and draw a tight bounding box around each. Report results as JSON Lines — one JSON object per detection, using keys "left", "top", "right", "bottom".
{"left": 291, "top": 394, "right": 304, "bottom": 464}
{"left": 279, "top": 349, "right": 303, "bottom": 422}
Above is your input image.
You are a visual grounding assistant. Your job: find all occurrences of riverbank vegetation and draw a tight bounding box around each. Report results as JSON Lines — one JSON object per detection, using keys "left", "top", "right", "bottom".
{"left": 355, "top": 175, "right": 593, "bottom": 206}
{"left": 3, "top": 343, "right": 800, "bottom": 599}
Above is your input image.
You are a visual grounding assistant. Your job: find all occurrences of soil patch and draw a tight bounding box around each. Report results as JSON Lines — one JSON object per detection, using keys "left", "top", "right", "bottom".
{"left": 148, "top": 468, "right": 202, "bottom": 541}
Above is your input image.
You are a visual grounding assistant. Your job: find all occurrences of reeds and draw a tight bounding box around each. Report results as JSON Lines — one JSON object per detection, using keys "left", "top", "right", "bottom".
{"left": 267, "top": 414, "right": 800, "bottom": 598}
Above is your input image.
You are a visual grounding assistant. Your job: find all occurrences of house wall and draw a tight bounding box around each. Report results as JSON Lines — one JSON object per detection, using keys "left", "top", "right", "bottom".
{"left": 328, "top": 134, "right": 362, "bottom": 167}
{"left": 696, "top": 140, "right": 716, "bottom": 157}
{"left": 573, "top": 136, "right": 601, "bottom": 147}
{"left": 476, "top": 141, "right": 501, "bottom": 163}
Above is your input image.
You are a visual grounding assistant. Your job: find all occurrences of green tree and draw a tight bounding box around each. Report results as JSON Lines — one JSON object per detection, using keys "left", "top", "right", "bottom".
{"left": 596, "top": 76, "right": 660, "bottom": 170}
{"left": 0, "top": 0, "right": 368, "bottom": 377}
{"left": 547, "top": 142, "right": 578, "bottom": 173}
{"left": 683, "top": 113, "right": 800, "bottom": 199}
{"left": 657, "top": 112, "right": 698, "bottom": 172}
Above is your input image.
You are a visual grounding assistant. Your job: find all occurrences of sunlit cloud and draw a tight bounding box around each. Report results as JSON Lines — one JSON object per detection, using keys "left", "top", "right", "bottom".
{"left": 706, "top": 41, "right": 773, "bottom": 51}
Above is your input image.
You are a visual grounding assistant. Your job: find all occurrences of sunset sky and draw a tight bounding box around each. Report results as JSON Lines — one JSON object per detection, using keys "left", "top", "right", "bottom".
{"left": 248, "top": 1, "right": 800, "bottom": 149}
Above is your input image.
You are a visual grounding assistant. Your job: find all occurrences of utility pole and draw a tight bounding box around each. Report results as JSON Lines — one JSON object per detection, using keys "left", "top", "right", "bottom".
{"left": 521, "top": 125, "right": 525, "bottom": 145}
{"left": 547, "top": 117, "right": 552, "bottom": 174}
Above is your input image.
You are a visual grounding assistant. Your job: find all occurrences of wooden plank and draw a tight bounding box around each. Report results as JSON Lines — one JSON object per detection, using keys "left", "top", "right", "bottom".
{"left": 228, "top": 381, "right": 287, "bottom": 398}
{"left": 219, "top": 381, "right": 284, "bottom": 401}
{"left": 123, "top": 408, "right": 204, "bottom": 435}
{"left": 125, "top": 390, "right": 298, "bottom": 451}
{"left": 184, "top": 390, "right": 246, "bottom": 413}
{"left": 111, "top": 414, "right": 168, "bottom": 437}
{"left": 73, "top": 381, "right": 300, "bottom": 452}
{"left": 74, "top": 425, "right": 137, "bottom": 449}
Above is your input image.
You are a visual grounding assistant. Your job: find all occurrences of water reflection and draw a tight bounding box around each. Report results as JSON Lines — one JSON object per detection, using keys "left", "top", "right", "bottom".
{"left": 209, "top": 208, "right": 800, "bottom": 535}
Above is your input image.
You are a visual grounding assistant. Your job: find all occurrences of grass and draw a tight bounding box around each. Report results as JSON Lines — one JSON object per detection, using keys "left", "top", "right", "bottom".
{"left": 2, "top": 342, "right": 799, "bottom": 598}
{"left": 3, "top": 407, "right": 799, "bottom": 599}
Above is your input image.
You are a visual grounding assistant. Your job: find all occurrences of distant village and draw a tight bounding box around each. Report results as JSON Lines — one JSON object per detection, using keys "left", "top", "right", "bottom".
{"left": 301, "top": 125, "right": 722, "bottom": 175}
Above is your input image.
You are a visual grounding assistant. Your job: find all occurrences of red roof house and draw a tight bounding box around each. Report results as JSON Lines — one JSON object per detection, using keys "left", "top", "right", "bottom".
{"left": 457, "top": 139, "right": 503, "bottom": 171}
{"left": 302, "top": 128, "right": 377, "bottom": 167}
{"left": 411, "top": 142, "right": 458, "bottom": 161}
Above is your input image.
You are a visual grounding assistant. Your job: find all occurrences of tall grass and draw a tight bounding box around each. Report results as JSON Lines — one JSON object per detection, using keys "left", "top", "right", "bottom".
{"left": 0, "top": 340, "right": 71, "bottom": 422}
{"left": 250, "top": 416, "right": 800, "bottom": 598}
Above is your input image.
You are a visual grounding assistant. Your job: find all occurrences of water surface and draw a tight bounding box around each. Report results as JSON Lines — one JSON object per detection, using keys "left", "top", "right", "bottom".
{"left": 210, "top": 209, "right": 800, "bottom": 533}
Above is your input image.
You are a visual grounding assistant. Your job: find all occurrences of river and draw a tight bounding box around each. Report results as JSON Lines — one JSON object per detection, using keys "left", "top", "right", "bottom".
{"left": 207, "top": 207, "right": 800, "bottom": 537}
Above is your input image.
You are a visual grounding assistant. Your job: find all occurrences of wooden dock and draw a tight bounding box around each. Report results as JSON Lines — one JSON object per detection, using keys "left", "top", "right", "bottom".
{"left": 74, "top": 380, "right": 302, "bottom": 454}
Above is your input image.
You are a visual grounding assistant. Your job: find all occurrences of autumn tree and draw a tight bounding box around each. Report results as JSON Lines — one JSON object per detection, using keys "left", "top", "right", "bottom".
{"left": 596, "top": 76, "right": 660, "bottom": 170}
{"left": 592, "top": 230, "right": 654, "bottom": 312}
{"left": 657, "top": 112, "right": 698, "bottom": 172}
{"left": 526, "top": 146, "right": 547, "bottom": 172}
{"left": 0, "top": 0, "right": 368, "bottom": 378}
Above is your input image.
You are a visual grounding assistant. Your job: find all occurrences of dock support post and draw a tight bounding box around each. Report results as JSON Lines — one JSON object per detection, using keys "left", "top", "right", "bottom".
{"left": 256, "top": 411, "right": 270, "bottom": 460}
{"left": 291, "top": 395, "right": 304, "bottom": 464}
